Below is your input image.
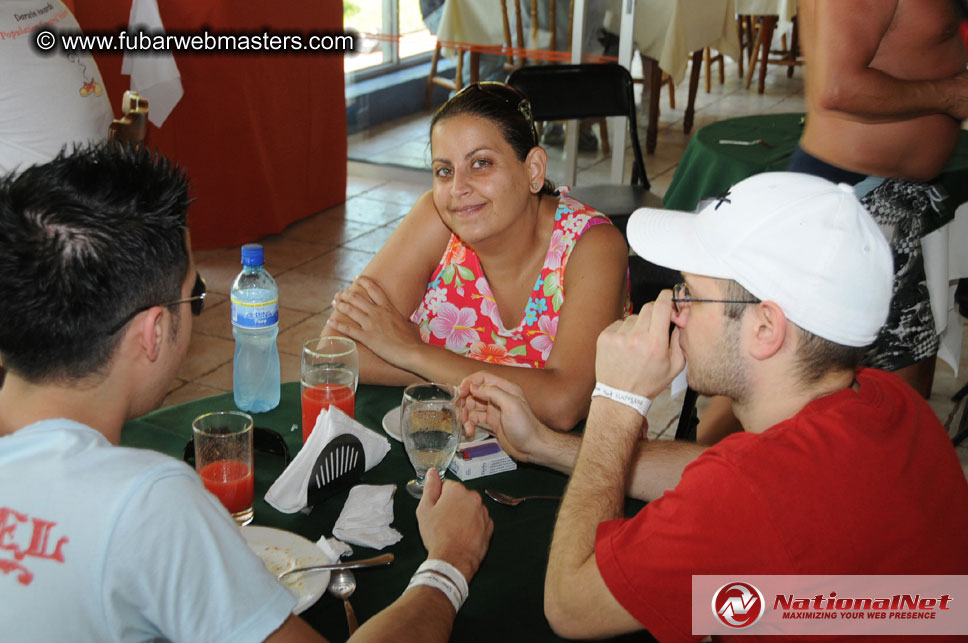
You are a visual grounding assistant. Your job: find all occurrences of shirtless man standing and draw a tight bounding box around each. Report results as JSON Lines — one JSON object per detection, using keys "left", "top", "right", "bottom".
{"left": 793, "top": 0, "right": 968, "bottom": 397}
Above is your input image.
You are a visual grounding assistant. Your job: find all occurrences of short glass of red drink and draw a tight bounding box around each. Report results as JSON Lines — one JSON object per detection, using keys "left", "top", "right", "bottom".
{"left": 301, "top": 337, "right": 359, "bottom": 442}
{"left": 192, "top": 411, "right": 255, "bottom": 526}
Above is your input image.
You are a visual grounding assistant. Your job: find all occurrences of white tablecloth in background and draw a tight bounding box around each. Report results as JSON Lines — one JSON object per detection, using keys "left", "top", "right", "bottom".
{"left": 734, "top": 0, "right": 797, "bottom": 23}
{"left": 439, "top": 0, "right": 740, "bottom": 85}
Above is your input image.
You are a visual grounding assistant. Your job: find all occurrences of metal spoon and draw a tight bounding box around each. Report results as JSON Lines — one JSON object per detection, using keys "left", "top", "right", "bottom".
{"left": 328, "top": 570, "right": 359, "bottom": 634}
{"left": 276, "top": 552, "right": 393, "bottom": 580}
{"left": 484, "top": 489, "right": 561, "bottom": 506}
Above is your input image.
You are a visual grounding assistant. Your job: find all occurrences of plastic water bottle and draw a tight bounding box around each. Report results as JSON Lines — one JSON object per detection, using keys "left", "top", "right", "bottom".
{"left": 231, "top": 244, "right": 280, "bottom": 413}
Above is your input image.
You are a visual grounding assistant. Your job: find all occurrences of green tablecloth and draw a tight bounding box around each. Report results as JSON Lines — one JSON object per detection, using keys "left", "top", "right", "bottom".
{"left": 122, "top": 383, "right": 646, "bottom": 642}
{"left": 663, "top": 113, "right": 968, "bottom": 226}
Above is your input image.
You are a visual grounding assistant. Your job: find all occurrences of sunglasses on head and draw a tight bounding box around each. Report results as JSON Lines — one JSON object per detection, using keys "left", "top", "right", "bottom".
{"left": 457, "top": 82, "right": 537, "bottom": 146}
{"left": 106, "top": 271, "right": 206, "bottom": 335}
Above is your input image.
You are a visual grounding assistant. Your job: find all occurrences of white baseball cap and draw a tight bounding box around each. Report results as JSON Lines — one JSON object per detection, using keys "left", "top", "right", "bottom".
{"left": 626, "top": 172, "right": 893, "bottom": 347}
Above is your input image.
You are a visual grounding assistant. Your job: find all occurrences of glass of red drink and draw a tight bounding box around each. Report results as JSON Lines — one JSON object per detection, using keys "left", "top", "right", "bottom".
{"left": 301, "top": 337, "right": 359, "bottom": 442}
{"left": 192, "top": 411, "right": 255, "bottom": 526}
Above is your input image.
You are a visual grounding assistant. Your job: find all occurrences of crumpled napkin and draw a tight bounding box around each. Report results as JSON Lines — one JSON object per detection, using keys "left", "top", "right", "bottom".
{"left": 332, "top": 484, "right": 402, "bottom": 549}
{"left": 317, "top": 536, "right": 353, "bottom": 561}
{"left": 265, "top": 407, "right": 390, "bottom": 514}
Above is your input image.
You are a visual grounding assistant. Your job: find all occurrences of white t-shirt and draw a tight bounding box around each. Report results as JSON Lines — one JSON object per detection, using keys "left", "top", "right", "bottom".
{"left": 0, "top": 419, "right": 296, "bottom": 642}
{"left": 0, "top": 1, "right": 113, "bottom": 174}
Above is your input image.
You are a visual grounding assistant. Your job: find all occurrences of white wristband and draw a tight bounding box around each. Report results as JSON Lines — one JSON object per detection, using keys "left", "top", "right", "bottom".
{"left": 408, "top": 571, "right": 463, "bottom": 613}
{"left": 417, "top": 559, "right": 470, "bottom": 601}
{"left": 591, "top": 382, "right": 652, "bottom": 417}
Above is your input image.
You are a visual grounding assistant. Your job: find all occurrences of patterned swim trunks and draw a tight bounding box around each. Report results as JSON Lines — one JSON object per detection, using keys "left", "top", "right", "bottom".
{"left": 859, "top": 179, "right": 952, "bottom": 371}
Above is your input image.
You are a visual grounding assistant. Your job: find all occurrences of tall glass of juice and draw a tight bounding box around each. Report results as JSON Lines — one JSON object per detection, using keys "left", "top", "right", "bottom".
{"left": 192, "top": 411, "right": 254, "bottom": 526}
{"left": 301, "top": 337, "right": 359, "bottom": 442}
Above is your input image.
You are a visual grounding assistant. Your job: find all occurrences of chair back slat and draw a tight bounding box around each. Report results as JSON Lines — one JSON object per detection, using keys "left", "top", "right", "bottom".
{"left": 507, "top": 63, "right": 647, "bottom": 186}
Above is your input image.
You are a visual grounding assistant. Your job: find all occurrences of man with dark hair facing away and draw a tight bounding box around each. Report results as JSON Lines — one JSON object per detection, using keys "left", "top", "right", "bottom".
{"left": 0, "top": 143, "right": 492, "bottom": 643}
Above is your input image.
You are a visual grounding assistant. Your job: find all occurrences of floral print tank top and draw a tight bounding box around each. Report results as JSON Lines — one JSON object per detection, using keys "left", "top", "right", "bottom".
{"left": 409, "top": 192, "right": 633, "bottom": 369}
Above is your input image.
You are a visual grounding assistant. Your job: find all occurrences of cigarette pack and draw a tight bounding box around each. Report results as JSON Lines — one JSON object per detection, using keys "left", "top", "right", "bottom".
{"left": 447, "top": 441, "right": 517, "bottom": 481}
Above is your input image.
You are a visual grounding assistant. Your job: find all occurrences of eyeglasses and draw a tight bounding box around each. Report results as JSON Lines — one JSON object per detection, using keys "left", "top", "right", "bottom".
{"left": 457, "top": 82, "right": 537, "bottom": 146}
{"left": 671, "top": 282, "right": 760, "bottom": 315}
{"left": 106, "top": 272, "right": 206, "bottom": 335}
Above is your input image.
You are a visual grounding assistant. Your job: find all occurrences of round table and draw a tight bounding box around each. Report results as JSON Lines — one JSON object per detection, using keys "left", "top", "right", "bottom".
{"left": 122, "top": 383, "right": 647, "bottom": 643}
{"left": 663, "top": 113, "right": 968, "bottom": 232}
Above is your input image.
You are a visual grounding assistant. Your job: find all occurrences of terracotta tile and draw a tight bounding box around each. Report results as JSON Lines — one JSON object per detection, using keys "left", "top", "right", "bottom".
{"left": 341, "top": 196, "right": 413, "bottom": 226}
{"left": 196, "top": 250, "right": 244, "bottom": 296}
{"left": 278, "top": 311, "right": 332, "bottom": 356}
{"left": 161, "top": 381, "right": 226, "bottom": 408}
{"left": 192, "top": 246, "right": 235, "bottom": 264}
{"left": 297, "top": 248, "right": 376, "bottom": 281}
{"left": 192, "top": 299, "right": 233, "bottom": 339}
{"left": 193, "top": 345, "right": 303, "bottom": 391}
{"left": 274, "top": 271, "right": 349, "bottom": 313}
{"left": 177, "top": 333, "right": 235, "bottom": 381}
{"left": 258, "top": 235, "right": 336, "bottom": 271}
{"left": 194, "top": 361, "right": 234, "bottom": 392}
{"left": 342, "top": 223, "right": 401, "bottom": 253}
{"left": 360, "top": 180, "right": 431, "bottom": 205}
{"left": 280, "top": 351, "right": 302, "bottom": 385}
{"left": 346, "top": 175, "right": 387, "bottom": 198}
{"left": 280, "top": 213, "right": 379, "bottom": 247}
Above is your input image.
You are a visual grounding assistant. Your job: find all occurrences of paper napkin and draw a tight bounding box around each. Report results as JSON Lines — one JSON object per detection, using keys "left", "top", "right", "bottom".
{"left": 265, "top": 407, "right": 390, "bottom": 514}
{"left": 332, "top": 484, "right": 402, "bottom": 550}
{"left": 121, "top": 0, "right": 183, "bottom": 126}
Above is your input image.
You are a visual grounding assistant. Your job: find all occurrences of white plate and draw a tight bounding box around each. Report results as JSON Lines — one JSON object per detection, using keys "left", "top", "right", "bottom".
{"left": 381, "top": 405, "right": 492, "bottom": 446}
{"left": 241, "top": 525, "right": 332, "bottom": 615}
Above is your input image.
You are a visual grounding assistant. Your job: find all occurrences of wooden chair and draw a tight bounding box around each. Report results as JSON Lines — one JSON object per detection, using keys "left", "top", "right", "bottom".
{"left": 744, "top": 15, "right": 803, "bottom": 93}
{"left": 500, "top": 0, "right": 572, "bottom": 71}
{"left": 425, "top": 42, "right": 480, "bottom": 108}
{"left": 632, "top": 53, "right": 677, "bottom": 110}
{"left": 735, "top": 14, "right": 757, "bottom": 78}
{"left": 703, "top": 48, "right": 725, "bottom": 93}
{"left": 108, "top": 90, "right": 149, "bottom": 146}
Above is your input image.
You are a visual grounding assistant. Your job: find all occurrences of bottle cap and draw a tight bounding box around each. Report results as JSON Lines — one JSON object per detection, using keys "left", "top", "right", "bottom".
{"left": 241, "top": 243, "right": 264, "bottom": 266}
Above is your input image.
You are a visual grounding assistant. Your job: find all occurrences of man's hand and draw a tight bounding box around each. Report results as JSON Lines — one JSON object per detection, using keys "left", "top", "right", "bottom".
{"left": 327, "top": 276, "right": 425, "bottom": 369}
{"left": 459, "top": 372, "right": 548, "bottom": 463}
{"left": 416, "top": 470, "right": 493, "bottom": 582}
{"left": 595, "top": 290, "right": 685, "bottom": 400}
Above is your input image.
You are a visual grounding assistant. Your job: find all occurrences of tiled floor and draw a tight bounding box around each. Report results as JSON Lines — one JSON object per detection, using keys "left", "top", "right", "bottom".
{"left": 173, "top": 57, "right": 968, "bottom": 475}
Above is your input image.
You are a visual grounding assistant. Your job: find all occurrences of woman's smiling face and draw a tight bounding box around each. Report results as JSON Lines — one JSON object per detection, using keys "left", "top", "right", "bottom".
{"left": 430, "top": 114, "right": 537, "bottom": 246}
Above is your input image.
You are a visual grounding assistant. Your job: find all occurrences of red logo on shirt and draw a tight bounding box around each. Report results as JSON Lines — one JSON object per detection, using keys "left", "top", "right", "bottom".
{"left": 712, "top": 581, "right": 765, "bottom": 629}
{"left": 0, "top": 507, "right": 69, "bottom": 586}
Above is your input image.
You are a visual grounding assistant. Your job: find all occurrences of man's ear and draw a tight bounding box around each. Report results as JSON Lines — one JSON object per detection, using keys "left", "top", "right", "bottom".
{"left": 747, "top": 301, "right": 788, "bottom": 361}
{"left": 137, "top": 307, "right": 165, "bottom": 363}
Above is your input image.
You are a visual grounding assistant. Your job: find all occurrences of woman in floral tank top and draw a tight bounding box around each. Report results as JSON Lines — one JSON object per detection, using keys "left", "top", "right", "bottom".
{"left": 327, "top": 83, "right": 631, "bottom": 430}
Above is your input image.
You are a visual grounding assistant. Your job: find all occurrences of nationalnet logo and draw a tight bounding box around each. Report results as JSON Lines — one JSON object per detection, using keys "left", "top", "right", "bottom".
{"left": 693, "top": 575, "right": 968, "bottom": 636}
{"left": 712, "top": 582, "right": 765, "bottom": 628}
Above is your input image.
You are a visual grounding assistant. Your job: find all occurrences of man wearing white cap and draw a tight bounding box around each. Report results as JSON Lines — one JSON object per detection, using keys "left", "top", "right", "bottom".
{"left": 460, "top": 172, "right": 968, "bottom": 640}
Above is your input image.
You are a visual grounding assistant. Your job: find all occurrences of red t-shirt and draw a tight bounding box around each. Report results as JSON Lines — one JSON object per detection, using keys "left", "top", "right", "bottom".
{"left": 596, "top": 368, "right": 968, "bottom": 642}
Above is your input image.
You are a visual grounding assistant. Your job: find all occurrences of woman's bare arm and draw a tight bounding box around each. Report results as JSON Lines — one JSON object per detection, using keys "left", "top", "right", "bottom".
{"left": 331, "top": 221, "right": 629, "bottom": 431}
{"left": 324, "top": 190, "right": 450, "bottom": 386}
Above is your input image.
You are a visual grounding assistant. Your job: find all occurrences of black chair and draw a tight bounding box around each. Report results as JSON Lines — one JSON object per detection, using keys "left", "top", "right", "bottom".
{"left": 506, "top": 63, "right": 678, "bottom": 311}
{"left": 507, "top": 63, "right": 698, "bottom": 440}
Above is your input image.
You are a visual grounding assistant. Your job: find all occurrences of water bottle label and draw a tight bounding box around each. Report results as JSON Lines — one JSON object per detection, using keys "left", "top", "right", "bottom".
{"left": 231, "top": 297, "right": 279, "bottom": 328}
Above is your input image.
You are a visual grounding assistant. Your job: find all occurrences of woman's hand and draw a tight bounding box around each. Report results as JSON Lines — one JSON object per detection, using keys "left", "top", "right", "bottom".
{"left": 327, "top": 276, "right": 425, "bottom": 370}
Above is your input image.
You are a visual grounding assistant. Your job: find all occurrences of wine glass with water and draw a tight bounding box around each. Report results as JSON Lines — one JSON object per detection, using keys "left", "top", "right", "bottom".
{"left": 401, "top": 383, "right": 461, "bottom": 498}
